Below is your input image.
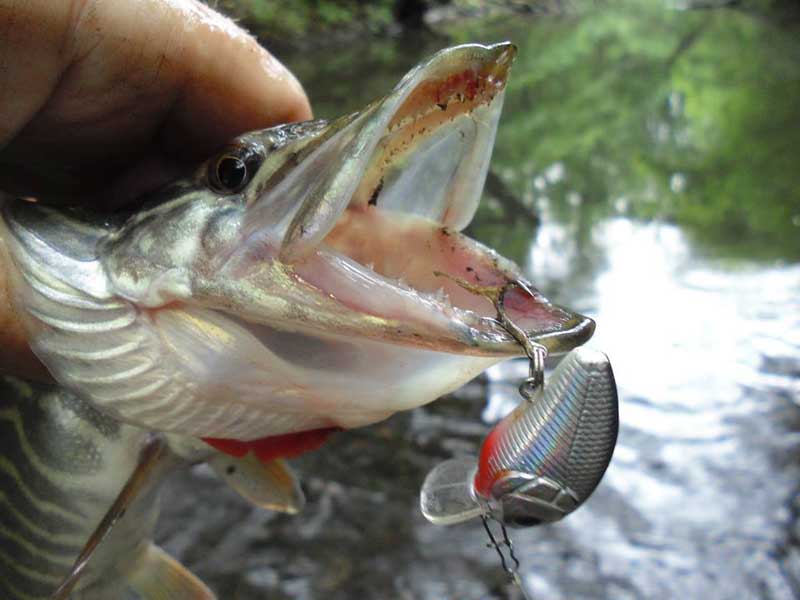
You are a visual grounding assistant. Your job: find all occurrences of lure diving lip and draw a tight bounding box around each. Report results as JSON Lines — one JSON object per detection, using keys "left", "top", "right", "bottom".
{"left": 420, "top": 346, "right": 619, "bottom": 528}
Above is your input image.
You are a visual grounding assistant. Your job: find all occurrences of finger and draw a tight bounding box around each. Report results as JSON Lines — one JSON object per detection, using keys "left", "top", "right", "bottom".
{"left": 0, "top": 0, "right": 312, "bottom": 202}
{"left": 55, "top": 0, "right": 312, "bottom": 157}
{"left": 161, "top": 0, "right": 313, "bottom": 154}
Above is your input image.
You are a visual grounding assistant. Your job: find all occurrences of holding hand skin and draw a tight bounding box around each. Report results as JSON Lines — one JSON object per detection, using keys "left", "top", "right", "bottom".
{"left": 0, "top": 0, "right": 312, "bottom": 378}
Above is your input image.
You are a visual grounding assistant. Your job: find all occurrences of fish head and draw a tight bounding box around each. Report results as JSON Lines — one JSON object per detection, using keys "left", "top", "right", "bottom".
{"left": 3, "top": 43, "right": 594, "bottom": 439}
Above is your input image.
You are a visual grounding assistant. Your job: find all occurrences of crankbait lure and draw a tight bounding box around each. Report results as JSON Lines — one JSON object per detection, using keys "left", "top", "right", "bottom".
{"left": 420, "top": 286, "right": 619, "bottom": 594}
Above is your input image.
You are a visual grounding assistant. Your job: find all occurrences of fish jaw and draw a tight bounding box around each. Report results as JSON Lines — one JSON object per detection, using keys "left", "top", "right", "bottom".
{"left": 1, "top": 43, "right": 594, "bottom": 440}
{"left": 197, "top": 42, "right": 593, "bottom": 358}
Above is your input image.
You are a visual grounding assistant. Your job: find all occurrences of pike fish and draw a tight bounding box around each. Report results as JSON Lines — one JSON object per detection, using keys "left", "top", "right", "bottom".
{"left": 1, "top": 42, "right": 592, "bottom": 444}
{"left": 0, "top": 43, "right": 597, "bottom": 596}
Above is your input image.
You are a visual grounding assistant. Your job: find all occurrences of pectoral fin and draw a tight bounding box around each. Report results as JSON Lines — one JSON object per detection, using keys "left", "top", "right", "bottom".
{"left": 209, "top": 453, "right": 305, "bottom": 513}
{"left": 127, "top": 543, "right": 215, "bottom": 600}
{"left": 51, "top": 436, "right": 169, "bottom": 600}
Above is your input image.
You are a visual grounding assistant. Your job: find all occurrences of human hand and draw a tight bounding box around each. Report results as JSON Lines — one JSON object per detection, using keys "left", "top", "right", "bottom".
{"left": 0, "top": 0, "right": 312, "bottom": 378}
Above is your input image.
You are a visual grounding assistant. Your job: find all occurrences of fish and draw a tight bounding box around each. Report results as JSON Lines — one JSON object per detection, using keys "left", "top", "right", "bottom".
{"left": 0, "top": 42, "right": 600, "bottom": 596}
{"left": 0, "top": 376, "right": 304, "bottom": 599}
{"left": 0, "top": 42, "right": 594, "bottom": 449}
{"left": 420, "top": 346, "right": 619, "bottom": 527}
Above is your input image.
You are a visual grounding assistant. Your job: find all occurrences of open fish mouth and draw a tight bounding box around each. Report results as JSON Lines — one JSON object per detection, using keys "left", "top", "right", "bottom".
{"left": 2, "top": 44, "right": 594, "bottom": 440}
{"left": 221, "top": 42, "right": 593, "bottom": 358}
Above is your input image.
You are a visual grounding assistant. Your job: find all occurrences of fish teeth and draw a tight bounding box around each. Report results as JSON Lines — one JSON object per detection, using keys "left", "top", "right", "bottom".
{"left": 366, "top": 262, "right": 375, "bottom": 272}
{"left": 442, "top": 293, "right": 453, "bottom": 312}
{"left": 433, "top": 287, "right": 453, "bottom": 312}
{"left": 397, "top": 276, "right": 410, "bottom": 290}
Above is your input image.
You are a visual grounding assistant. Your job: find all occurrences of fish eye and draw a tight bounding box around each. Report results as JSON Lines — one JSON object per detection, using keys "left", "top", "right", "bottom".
{"left": 210, "top": 155, "right": 249, "bottom": 193}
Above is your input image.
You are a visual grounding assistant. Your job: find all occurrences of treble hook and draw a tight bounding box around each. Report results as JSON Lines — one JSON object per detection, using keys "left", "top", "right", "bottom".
{"left": 480, "top": 513, "right": 533, "bottom": 599}
{"left": 480, "top": 513, "right": 519, "bottom": 573}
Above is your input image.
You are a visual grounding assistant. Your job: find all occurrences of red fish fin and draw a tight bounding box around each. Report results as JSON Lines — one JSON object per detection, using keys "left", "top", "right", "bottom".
{"left": 249, "top": 427, "right": 340, "bottom": 463}
{"left": 202, "top": 427, "right": 340, "bottom": 463}
{"left": 202, "top": 437, "right": 249, "bottom": 457}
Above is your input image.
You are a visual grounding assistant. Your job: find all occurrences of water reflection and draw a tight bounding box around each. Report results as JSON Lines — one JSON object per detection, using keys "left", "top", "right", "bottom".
{"left": 484, "top": 217, "right": 800, "bottom": 598}
{"left": 537, "top": 217, "right": 796, "bottom": 592}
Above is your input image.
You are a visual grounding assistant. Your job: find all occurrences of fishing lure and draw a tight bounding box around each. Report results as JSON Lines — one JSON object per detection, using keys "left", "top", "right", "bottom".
{"left": 420, "top": 288, "right": 618, "bottom": 593}
{"left": 420, "top": 345, "right": 618, "bottom": 525}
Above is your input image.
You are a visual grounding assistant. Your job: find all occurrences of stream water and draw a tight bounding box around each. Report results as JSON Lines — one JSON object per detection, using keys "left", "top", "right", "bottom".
{"left": 158, "top": 4, "right": 800, "bottom": 598}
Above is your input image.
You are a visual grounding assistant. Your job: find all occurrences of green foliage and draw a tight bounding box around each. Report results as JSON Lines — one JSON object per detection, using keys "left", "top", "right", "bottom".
{"left": 445, "top": 1, "right": 800, "bottom": 261}
{"left": 316, "top": 3, "right": 355, "bottom": 26}
{"left": 247, "top": 0, "right": 799, "bottom": 263}
{"left": 219, "top": 0, "right": 402, "bottom": 42}
{"left": 363, "top": 2, "right": 396, "bottom": 31}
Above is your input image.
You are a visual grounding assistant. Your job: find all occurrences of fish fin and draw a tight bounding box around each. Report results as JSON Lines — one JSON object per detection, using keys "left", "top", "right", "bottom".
{"left": 51, "top": 436, "right": 169, "bottom": 600}
{"left": 202, "top": 436, "right": 249, "bottom": 457}
{"left": 246, "top": 428, "right": 338, "bottom": 463}
{"left": 127, "top": 543, "right": 216, "bottom": 600}
{"left": 203, "top": 427, "right": 338, "bottom": 462}
{"left": 208, "top": 453, "right": 305, "bottom": 513}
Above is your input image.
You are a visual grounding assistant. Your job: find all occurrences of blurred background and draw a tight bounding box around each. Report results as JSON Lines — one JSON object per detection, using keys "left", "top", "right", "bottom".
{"left": 159, "top": 1, "right": 800, "bottom": 598}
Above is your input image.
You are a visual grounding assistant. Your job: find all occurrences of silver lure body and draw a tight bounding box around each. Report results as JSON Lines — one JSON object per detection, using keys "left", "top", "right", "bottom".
{"left": 475, "top": 346, "right": 619, "bottom": 526}
{"left": 421, "top": 347, "right": 618, "bottom": 528}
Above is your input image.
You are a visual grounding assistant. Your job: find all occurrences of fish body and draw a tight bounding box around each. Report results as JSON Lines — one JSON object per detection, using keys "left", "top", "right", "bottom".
{"left": 0, "top": 377, "right": 206, "bottom": 599}
{"left": 421, "top": 347, "right": 618, "bottom": 527}
{"left": 0, "top": 376, "right": 307, "bottom": 598}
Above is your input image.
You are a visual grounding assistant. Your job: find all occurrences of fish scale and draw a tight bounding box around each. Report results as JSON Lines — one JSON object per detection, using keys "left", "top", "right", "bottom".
{"left": 0, "top": 372, "right": 309, "bottom": 599}
{"left": 0, "top": 378, "right": 154, "bottom": 599}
